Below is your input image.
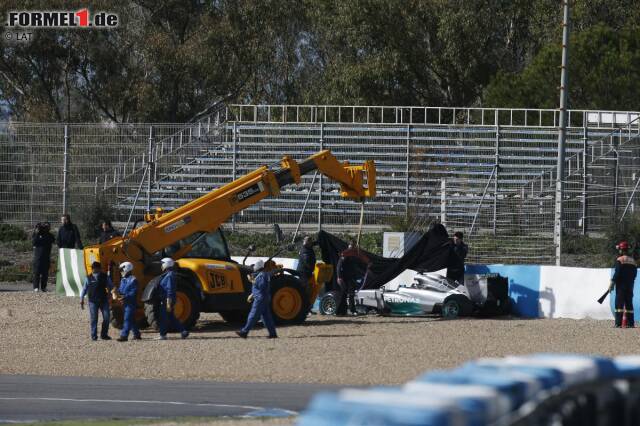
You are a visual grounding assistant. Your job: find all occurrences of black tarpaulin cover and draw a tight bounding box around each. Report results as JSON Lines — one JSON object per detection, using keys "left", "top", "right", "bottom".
{"left": 317, "top": 223, "right": 462, "bottom": 290}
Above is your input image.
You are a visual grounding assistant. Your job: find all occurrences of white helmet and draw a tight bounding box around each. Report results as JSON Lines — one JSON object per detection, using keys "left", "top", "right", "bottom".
{"left": 161, "top": 257, "right": 175, "bottom": 271}
{"left": 119, "top": 262, "right": 134, "bottom": 275}
{"left": 253, "top": 259, "right": 265, "bottom": 272}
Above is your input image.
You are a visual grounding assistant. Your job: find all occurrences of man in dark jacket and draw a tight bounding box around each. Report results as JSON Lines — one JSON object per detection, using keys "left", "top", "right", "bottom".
{"left": 57, "top": 214, "right": 83, "bottom": 249}
{"left": 447, "top": 231, "right": 468, "bottom": 284}
{"left": 80, "top": 261, "right": 114, "bottom": 341}
{"left": 32, "top": 222, "right": 55, "bottom": 292}
{"left": 296, "top": 236, "right": 316, "bottom": 284}
{"left": 609, "top": 241, "right": 638, "bottom": 328}
{"left": 336, "top": 241, "right": 371, "bottom": 315}
{"left": 99, "top": 220, "right": 120, "bottom": 244}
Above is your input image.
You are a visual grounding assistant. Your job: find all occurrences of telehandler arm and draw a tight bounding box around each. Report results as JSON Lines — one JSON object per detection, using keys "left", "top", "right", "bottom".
{"left": 116, "top": 150, "right": 375, "bottom": 259}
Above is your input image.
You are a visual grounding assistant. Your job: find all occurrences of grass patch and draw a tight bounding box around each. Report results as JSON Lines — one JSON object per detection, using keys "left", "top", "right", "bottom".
{"left": 7, "top": 239, "right": 33, "bottom": 253}
{"left": 0, "top": 222, "right": 27, "bottom": 242}
{"left": 0, "top": 263, "right": 31, "bottom": 282}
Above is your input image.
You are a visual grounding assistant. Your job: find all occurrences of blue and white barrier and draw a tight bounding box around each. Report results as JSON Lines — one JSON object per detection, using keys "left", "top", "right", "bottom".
{"left": 246, "top": 258, "right": 633, "bottom": 320}
{"left": 382, "top": 264, "right": 631, "bottom": 320}
{"left": 56, "top": 253, "right": 630, "bottom": 321}
{"left": 297, "top": 353, "right": 640, "bottom": 426}
{"left": 263, "top": 257, "right": 630, "bottom": 320}
{"left": 465, "top": 264, "right": 639, "bottom": 320}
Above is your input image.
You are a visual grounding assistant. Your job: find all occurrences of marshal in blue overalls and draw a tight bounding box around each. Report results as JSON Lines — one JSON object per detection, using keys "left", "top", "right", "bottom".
{"left": 237, "top": 260, "right": 277, "bottom": 339}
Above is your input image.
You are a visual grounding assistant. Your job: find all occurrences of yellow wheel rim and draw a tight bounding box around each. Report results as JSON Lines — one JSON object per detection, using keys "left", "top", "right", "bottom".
{"left": 174, "top": 292, "right": 192, "bottom": 323}
{"left": 273, "top": 287, "right": 302, "bottom": 320}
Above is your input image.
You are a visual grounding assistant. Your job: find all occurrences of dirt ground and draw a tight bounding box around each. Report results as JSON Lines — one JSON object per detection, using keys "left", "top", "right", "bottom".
{"left": 1, "top": 288, "right": 638, "bottom": 386}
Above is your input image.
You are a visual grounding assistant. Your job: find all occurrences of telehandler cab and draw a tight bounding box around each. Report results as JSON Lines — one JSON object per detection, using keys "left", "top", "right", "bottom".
{"left": 83, "top": 150, "right": 376, "bottom": 330}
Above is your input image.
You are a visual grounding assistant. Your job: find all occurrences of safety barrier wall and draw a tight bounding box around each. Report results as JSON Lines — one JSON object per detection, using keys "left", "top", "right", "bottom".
{"left": 464, "top": 264, "right": 626, "bottom": 320}
{"left": 379, "top": 264, "right": 629, "bottom": 320}
{"left": 297, "top": 353, "right": 640, "bottom": 426}
{"left": 55, "top": 250, "right": 626, "bottom": 321}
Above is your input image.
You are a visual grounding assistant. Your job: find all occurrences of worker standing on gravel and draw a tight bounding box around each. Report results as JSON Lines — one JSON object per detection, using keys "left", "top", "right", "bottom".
{"left": 447, "top": 231, "right": 468, "bottom": 284}
{"left": 155, "top": 258, "right": 189, "bottom": 340}
{"left": 336, "top": 241, "right": 371, "bottom": 315}
{"left": 56, "top": 214, "right": 83, "bottom": 249}
{"left": 610, "top": 241, "right": 638, "bottom": 328}
{"left": 80, "top": 261, "right": 113, "bottom": 341}
{"left": 31, "top": 222, "right": 55, "bottom": 292}
{"left": 116, "top": 262, "right": 141, "bottom": 341}
{"left": 452, "top": 232, "right": 468, "bottom": 263}
{"left": 236, "top": 259, "right": 277, "bottom": 339}
{"left": 297, "top": 236, "right": 316, "bottom": 284}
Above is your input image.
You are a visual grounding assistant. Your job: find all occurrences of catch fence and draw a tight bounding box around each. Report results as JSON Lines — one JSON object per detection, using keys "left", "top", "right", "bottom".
{"left": 1, "top": 105, "right": 639, "bottom": 264}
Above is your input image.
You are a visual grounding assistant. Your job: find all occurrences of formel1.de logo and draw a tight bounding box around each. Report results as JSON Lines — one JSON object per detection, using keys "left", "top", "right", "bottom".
{"left": 6, "top": 9, "right": 118, "bottom": 28}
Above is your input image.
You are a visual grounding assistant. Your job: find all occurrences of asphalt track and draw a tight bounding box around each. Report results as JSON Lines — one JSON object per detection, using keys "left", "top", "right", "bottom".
{"left": 0, "top": 375, "right": 343, "bottom": 423}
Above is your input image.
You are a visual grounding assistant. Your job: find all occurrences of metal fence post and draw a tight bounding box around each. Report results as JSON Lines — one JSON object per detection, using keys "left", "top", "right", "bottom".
{"left": 232, "top": 122, "right": 237, "bottom": 231}
{"left": 318, "top": 123, "right": 324, "bottom": 231}
{"left": 62, "top": 125, "right": 69, "bottom": 214}
{"left": 405, "top": 124, "right": 410, "bottom": 216}
{"left": 147, "top": 125, "right": 153, "bottom": 212}
{"left": 440, "top": 178, "right": 446, "bottom": 227}
{"left": 613, "top": 133, "right": 620, "bottom": 218}
{"left": 554, "top": 0, "right": 570, "bottom": 266}
{"left": 493, "top": 112, "right": 500, "bottom": 235}
{"left": 115, "top": 150, "right": 122, "bottom": 203}
{"left": 582, "top": 115, "right": 588, "bottom": 234}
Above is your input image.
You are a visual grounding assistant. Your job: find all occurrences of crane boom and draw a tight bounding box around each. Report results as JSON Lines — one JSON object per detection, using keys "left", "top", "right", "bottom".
{"left": 121, "top": 150, "right": 375, "bottom": 257}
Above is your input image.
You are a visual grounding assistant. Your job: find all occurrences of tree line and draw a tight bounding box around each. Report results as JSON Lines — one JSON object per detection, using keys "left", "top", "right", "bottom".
{"left": 1, "top": 0, "right": 639, "bottom": 123}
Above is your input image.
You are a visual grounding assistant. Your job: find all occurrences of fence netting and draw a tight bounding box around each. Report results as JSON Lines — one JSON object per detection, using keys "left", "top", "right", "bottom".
{"left": 1, "top": 106, "right": 639, "bottom": 264}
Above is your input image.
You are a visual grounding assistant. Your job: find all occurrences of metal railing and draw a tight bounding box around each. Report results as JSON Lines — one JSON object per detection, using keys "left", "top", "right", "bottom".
{"left": 229, "top": 104, "right": 640, "bottom": 128}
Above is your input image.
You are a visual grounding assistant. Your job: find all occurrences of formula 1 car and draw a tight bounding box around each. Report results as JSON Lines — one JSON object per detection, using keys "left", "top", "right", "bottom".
{"left": 319, "top": 272, "right": 509, "bottom": 319}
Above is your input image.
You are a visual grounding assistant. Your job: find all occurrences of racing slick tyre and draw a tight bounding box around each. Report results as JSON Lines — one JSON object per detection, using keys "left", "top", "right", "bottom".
{"left": 319, "top": 291, "right": 339, "bottom": 316}
{"left": 442, "top": 299, "right": 461, "bottom": 319}
{"left": 270, "top": 275, "right": 310, "bottom": 325}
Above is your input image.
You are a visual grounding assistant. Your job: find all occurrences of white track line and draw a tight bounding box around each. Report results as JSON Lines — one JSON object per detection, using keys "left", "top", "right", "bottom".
{"left": 0, "top": 397, "right": 297, "bottom": 415}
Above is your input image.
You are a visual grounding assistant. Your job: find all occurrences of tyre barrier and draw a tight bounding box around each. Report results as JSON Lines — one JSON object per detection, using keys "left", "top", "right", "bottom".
{"left": 297, "top": 353, "right": 640, "bottom": 426}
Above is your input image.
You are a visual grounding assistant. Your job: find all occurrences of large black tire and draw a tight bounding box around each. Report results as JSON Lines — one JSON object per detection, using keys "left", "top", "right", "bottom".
{"left": 145, "top": 281, "right": 201, "bottom": 331}
{"left": 219, "top": 310, "right": 249, "bottom": 324}
{"left": 110, "top": 304, "right": 123, "bottom": 329}
{"left": 270, "top": 275, "right": 310, "bottom": 325}
{"left": 174, "top": 281, "right": 201, "bottom": 330}
{"left": 144, "top": 302, "right": 160, "bottom": 331}
{"left": 110, "top": 303, "right": 149, "bottom": 330}
{"left": 319, "top": 291, "right": 339, "bottom": 316}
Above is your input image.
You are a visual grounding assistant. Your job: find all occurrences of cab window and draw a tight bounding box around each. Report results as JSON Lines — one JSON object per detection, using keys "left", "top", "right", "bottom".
{"left": 181, "top": 230, "right": 231, "bottom": 260}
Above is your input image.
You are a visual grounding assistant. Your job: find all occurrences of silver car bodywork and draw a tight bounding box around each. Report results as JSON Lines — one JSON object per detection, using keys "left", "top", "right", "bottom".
{"left": 355, "top": 273, "right": 474, "bottom": 317}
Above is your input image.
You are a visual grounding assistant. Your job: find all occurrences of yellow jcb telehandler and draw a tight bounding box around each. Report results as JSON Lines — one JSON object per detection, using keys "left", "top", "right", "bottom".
{"left": 83, "top": 150, "right": 376, "bottom": 330}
